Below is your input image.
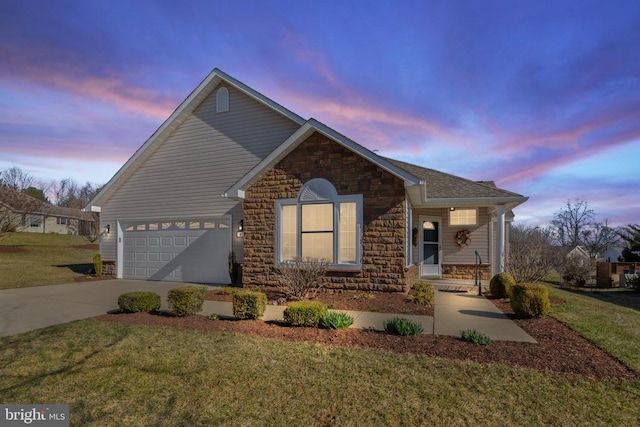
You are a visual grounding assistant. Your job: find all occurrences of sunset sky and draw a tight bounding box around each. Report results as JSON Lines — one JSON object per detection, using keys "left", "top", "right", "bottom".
{"left": 1, "top": 0, "right": 638, "bottom": 226}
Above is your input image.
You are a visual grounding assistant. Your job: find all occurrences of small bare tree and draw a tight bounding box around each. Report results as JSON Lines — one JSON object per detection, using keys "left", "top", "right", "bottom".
{"left": 273, "top": 257, "right": 329, "bottom": 300}
{"left": 507, "top": 223, "right": 560, "bottom": 283}
{"left": 0, "top": 186, "right": 44, "bottom": 233}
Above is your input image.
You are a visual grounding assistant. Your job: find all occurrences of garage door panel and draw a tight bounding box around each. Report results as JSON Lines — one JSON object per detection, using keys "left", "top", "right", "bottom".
{"left": 122, "top": 218, "right": 231, "bottom": 284}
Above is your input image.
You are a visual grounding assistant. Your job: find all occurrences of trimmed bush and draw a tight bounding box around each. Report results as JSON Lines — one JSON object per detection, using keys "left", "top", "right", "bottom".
{"left": 407, "top": 281, "right": 435, "bottom": 306}
{"left": 383, "top": 317, "right": 424, "bottom": 336}
{"left": 320, "top": 311, "right": 354, "bottom": 329}
{"left": 510, "top": 283, "right": 551, "bottom": 318}
{"left": 167, "top": 286, "right": 207, "bottom": 317}
{"left": 117, "top": 291, "right": 160, "bottom": 313}
{"left": 460, "top": 329, "right": 491, "bottom": 346}
{"left": 489, "top": 272, "right": 516, "bottom": 298}
{"left": 232, "top": 290, "right": 267, "bottom": 320}
{"left": 283, "top": 301, "right": 328, "bottom": 327}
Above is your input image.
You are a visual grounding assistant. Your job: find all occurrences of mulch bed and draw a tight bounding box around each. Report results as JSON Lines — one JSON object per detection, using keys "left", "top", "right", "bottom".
{"left": 97, "top": 290, "right": 638, "bottom": 381}
{"left": 0, "top": 246, "right": 28, "bottom": 253}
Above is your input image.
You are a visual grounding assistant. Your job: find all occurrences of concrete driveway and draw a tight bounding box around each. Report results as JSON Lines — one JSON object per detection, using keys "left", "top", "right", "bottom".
{"left": 0, "top": 280, "right": 186, "bottom": 337}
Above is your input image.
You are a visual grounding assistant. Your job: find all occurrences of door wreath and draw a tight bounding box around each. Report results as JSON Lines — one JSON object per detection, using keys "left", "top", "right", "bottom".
{"left": 455, "top": 230, "right": 472, "bottom": 248}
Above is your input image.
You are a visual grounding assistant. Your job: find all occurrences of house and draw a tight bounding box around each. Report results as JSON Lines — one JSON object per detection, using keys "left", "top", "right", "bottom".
{"left": 86, "top": 69, "right": 528, "bottom": 291}
{"left": 566, "top": 245, "right": 593, "bottom": 267}
{"left": 0, "top": 186, "right": 96, "bottom": 235}
{"left": 600, "top": 246, "right": 624, "bottom": 263}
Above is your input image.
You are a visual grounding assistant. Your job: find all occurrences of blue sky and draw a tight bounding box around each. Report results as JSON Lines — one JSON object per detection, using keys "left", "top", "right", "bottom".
{"left": 1, "top": 0, "right": 639, "bottom": 226}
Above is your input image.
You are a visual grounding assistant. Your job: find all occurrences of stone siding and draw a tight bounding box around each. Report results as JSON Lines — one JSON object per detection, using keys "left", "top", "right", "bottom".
{"left": 442, "top": 263, "right": 491, "bottom": 280}
{"left": 243, "top": 132, "right": 409, "bottom": 292}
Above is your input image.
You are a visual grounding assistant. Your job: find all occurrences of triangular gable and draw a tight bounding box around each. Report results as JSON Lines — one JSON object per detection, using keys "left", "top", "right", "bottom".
{"left": 224, "top": 118, "right": 424, "bottom": 200}
{"left": 85, "top": 68, "right": 305, "bottom": 211}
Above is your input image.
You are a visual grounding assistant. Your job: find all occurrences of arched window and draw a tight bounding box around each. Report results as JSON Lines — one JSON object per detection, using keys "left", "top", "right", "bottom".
{"left": 216, "top": 87, "right": 229, "bottom": 113}
{"left": 276, "top": 178, "right": 362, "bottom": 268}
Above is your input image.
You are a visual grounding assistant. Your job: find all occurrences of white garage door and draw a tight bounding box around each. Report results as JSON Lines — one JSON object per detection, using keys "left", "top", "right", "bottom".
{"left": 122, "top": 218, "right": 231, "bottom": 283}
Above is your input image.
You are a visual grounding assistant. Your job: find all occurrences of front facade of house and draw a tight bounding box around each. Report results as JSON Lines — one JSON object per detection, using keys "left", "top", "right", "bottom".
{"left": 86, "top": 69, "right": 527, "bottom": 291}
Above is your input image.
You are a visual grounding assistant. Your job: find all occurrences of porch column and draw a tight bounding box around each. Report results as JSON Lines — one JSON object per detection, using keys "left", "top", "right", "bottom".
{"left": 496, "top": 205, "right": 506, "bottom": 273}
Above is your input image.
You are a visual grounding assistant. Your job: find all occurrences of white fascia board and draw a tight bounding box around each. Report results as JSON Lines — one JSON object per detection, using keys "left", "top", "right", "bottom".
{"left": 418, "top": 196, "right": 529, "bottom": 210}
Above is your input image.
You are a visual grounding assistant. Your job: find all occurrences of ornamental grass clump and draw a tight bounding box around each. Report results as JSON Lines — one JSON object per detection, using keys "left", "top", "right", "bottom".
{"left": 117, "top": 291, "right": 161, "bottom": 313}
{"left": 167, "top": 286, "right": 207, "bottom": 317}
{"left": 283, "top": 301, "right": 328, "bottom": 327}
{"left": 383, "top": 317, "right": 424, "bottom": 336}
{"left": 460, "top": 329, "right": 491, "bottom": 346}
{"left": 320, "top": 311, "right": 354, "bottom": 329}
{"left": 407, "top": 281, "right": 434, "bottom": 306}
{"left": 510, "top": 283, "right": 550, "bottom": 318}
{"left": 489, "top": 272, "right": 516, "bottom": 298}
{"left": 232, "top": 290, "right": 267, "bottom": 320}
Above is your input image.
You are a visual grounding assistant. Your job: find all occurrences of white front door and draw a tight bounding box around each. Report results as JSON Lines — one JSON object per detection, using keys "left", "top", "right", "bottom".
{"left": 419, "top": 216, "right": 441, "bottom": 277}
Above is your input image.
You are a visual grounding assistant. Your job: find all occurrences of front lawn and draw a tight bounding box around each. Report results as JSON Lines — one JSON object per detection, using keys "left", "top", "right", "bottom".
{"left": 545, "top": 284, "right": 640, "bottom": 373}
{"left": 0, "top": 320, "right": 638, "bottom": 426}
{"left": 0, "top": 232, "right": 99, "bottom": 289}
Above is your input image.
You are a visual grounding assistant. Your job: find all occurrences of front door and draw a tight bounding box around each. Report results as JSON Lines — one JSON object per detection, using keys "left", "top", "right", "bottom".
{"left": 420, "top": 216, "right": 441, "bottom": 277}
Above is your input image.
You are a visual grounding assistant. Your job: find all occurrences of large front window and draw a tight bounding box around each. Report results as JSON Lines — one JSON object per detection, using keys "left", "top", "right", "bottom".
{"left": 276, "top": 179, "right": 362, "bottom": 268}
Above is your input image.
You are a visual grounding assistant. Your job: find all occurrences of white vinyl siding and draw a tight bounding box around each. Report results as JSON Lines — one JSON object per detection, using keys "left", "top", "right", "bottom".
{"left": 412, "top": 207, "right": 490, "bottom": 265}
{"left": 99, "top": 84, "right": 300, "bottom": 261}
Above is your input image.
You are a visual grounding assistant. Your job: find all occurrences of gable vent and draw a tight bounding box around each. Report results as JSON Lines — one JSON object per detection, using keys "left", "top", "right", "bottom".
{"left": 216, "top": 87, "right": 229, "bottom": 113}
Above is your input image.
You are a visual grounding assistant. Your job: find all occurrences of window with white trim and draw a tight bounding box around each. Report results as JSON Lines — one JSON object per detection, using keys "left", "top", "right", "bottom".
{"left": 276, "top": 178, "right": 362, "bottom": 268}
{"left": 449, "top": 208, "right": 477, "bottom": 226}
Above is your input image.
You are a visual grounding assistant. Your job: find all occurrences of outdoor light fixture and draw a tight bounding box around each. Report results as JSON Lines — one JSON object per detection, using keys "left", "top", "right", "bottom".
{"left": 236, "top": 220, "right": 244, "bottom": 238}
{"left": 449, "top": 207, "right": 456, "bottom": 211}
{"left": 105, "top": 224, "right": 111, "bottom": 235}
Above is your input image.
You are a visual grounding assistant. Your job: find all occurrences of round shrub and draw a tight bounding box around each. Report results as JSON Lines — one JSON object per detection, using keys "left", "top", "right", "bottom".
{"left": 117, "top": 291, "right": 161, "bottom": 313}
{"left": 232, "top": 290, "right": 267, "bottom": 320}
{"left": 320, "top": 311, "right": 354, "bottom": 329}
{"left": 167, "top": 286, "right": 207, "bottom": 317}
{"left": 283, "top": 301, "right": 328, "bottom": 327}
{"left": 489, "top": 272, "right": 516, "bottom": 298}
{"left": 510, "top": 283, "right": 550, "bottom": 318}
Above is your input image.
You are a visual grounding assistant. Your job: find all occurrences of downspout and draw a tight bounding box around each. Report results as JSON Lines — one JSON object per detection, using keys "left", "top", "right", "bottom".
{"left": 496, "top": 205, "right": 506, "bottom": 273}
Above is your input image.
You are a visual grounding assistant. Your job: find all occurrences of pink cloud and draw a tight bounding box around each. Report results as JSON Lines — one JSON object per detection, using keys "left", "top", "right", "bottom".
{"left": 0, "top": 44, "right": 178, "bottom": 120}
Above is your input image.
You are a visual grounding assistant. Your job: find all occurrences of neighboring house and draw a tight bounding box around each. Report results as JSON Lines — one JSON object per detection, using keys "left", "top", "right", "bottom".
{"left": 86, "top": 69, "right": 528, "bottom": 290}
{"left": 600, "top": 246, "right": 624, "bottom": 263}
{"left": 0, "top": 186, "right": 95, "bottom": 235}
{"left": 566, "top": 245, "right": 592, "bottom": 267}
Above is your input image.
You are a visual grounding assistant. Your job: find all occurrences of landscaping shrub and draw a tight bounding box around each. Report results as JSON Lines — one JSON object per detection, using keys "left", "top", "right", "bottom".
{"left": 167, "top": 286, "right": 207, "bottom": 317}
{"left": 93, "top": 253, "right": 103, "bottom": 276}
{"left": 117, "top": 291, "right": 160, "bottom": 313}
{"left": 232, "top": 290, "right": 267, "bottom": 320}
{"left": 283, "top": 301, "right": 328, "bottom": 327}
{"left": 407, "top": 281, "right": 434, "bottom": 306}
{"left": 627, "top": 275, "right": 640, "bottom": 291}
{"left": 383, "top": 317, "right": 424, "bottom": 336}
{"left": 320, "top": 311, "right": 354, "bottom": 329}
{"left": 460, "top": 329, "right": 491, "bottom": 346}
{"left": 273, "top": 257, "right": 328, "bottom": 300}
{"left": 562, "top": 262, "right": 589, "bottom": 288}
{"left": 510, "top": 283, "right": 550, "bottom": 318}
{"left": 489, "top": 272, "right": 515, "bottom": 298}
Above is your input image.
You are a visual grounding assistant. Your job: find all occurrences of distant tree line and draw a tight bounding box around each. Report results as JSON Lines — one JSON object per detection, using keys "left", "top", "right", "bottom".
{"left": 0, "top": 166, "right": 103, "bottom": 208}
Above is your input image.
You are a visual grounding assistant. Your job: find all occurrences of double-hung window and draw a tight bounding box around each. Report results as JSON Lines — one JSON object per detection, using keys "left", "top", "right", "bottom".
{"left": 276, "top": 178, "right": 362, "bottom": 268}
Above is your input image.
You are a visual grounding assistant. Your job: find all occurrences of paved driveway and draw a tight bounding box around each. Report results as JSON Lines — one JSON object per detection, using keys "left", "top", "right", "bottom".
{"left": 0, "top": 280, "right": 184, "bottom": 337}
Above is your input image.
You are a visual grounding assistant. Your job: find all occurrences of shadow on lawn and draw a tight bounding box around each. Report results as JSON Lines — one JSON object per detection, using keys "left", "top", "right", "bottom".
{"left": 55, "top": 263, "right": 94, "bottom": 275}
{"left": 558, "top": 286, "right": 640, "bottom": 311}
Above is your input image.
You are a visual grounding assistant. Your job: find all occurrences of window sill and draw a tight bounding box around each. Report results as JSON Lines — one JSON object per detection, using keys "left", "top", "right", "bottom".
{"left": 326, "top": 265, "right": 362, "bottom": 273}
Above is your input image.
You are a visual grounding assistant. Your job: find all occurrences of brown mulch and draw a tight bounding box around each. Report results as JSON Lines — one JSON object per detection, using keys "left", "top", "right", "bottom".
{"left": 73, "top": 244, "right": 100, "bottom": 250}
{"left": 0, "top": 246, "right": 27, "bottom": 253}
{"left": 97, "top": 291, "right": 638, "bottom": 381}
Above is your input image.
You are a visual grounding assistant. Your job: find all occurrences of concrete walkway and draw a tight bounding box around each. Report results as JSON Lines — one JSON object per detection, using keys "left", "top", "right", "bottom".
{"left": 0, "top": 279, "right": 535, "bottom": 343}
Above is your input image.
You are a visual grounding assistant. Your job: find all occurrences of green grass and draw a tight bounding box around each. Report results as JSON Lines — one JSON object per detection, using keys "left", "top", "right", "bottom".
{"left": 0, "top": 232, "right": 98, "bottom": 289}
{"left": 544, "top": 284, "right": 640, "bottom": 373}
{"left": 0, "top": 320, "right": 638, "bottom": 426}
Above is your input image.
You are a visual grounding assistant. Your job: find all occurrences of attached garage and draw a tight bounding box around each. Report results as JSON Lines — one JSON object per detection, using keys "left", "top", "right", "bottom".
{"left": 119, "top": 218, "right": 231, "bottom": 283}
